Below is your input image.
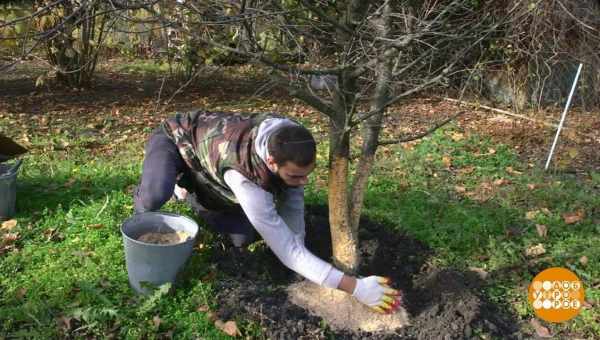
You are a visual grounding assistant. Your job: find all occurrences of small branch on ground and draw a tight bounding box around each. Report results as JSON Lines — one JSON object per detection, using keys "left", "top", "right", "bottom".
{"left": 442, "top": 97, "right": 558, "bottom": 128}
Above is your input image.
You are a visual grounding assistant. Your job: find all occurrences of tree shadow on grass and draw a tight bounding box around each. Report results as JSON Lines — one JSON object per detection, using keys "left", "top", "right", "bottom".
{"left": 0, "top": 68, "right": 283, "bottom": 115}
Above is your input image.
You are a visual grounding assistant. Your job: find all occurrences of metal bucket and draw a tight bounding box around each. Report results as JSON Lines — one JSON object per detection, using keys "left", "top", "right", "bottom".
{"left": 121, "top": 212, "right": 199, "bottom": 294}
{"left": 0, "top": 159, "right": 22, "bottom": 220}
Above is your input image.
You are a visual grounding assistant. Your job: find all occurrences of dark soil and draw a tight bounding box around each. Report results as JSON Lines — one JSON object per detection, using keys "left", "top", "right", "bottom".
{"left": 211, "top": 205, "right": 522, "bottom": 339}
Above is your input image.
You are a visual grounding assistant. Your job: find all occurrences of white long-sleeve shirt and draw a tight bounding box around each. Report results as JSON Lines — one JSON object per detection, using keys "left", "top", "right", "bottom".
{"left": 221, "top": 118, "right": 344, "bottom": 288}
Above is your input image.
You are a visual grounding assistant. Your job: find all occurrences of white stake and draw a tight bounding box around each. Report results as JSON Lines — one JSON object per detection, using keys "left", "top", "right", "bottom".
{"left": 544, "top": 63, "right": 583, "bottom": 170}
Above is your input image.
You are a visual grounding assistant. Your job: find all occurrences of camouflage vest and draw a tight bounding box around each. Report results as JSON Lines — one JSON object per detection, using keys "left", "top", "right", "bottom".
{"left": 161, "top": 110, "right": 287, "bottom": 210}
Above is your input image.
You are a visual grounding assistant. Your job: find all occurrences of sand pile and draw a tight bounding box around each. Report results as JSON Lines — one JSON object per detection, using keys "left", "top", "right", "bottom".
{"left": 287, "top": 281, "right": 410, "bottom": 332}
{"left": 137, "top": 230, "right": 190, "bottom": 245}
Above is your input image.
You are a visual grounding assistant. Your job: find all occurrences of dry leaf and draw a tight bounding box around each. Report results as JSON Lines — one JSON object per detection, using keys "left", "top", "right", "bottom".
{"left": 579, "top": 256, "right": 589, "bottom": 266}
{"left": 197, "top": 305, "right": 210, "bottom": 312}
{"left": 525, "top": 211, "right": 539, "bottom": 220}
{"left": 535, "top": 224, "right": 547, "bottom": 238}
{"left": 458, "top": 166, "right": 475, "bottom": 175}
{"left": 152, "top": 315, "right": 161, "bottom": 328}
{"left": 493, "top": 178, "right": 509, "bottom": 186}
{"left": 16, "top": 287, "right": 27, "bottom": 299}
{"left": 451, "top": 132, "right": 464, "bottom": 141}
{"left": 526, "top": 244, "right": 546, "bottom": 257}
{"left": 468, "top": 267, "right": 489, "bottom": 280}
{"left": 454, "top": 185, "right": 467, "bottom": 193}
{"left": 540, "top": 208, "right": 551, "bottom": 215}
{"left": 527, "top": 183, "right": 537, "bottom": 190}
{"left": 57, "top": 316, "right": 73, "bottom": 332}
{"left": 2, "top": 233, "right": 19, "bottom": 244}
{"left": 442, "top": 156, "right": 452, "bottom": 168}
{"left": 487, "top": 148, "right": 496, "bottom": 155}
{"left": 467, "top": 181, "right": 495, "bottom": 202}
{"left": 86, "top": 223, "right": 104, "bottom": 229}
{"left": 1, "top": 219, "right": 17, "bottom": 231}
{"left": 215, "top": 320, "right": 241, "bottom": 337}
{"left": 563, "top": 210, "right": 585, "bottom": 225}
{"left": 530, "top": 318, "right": 552, "bottom": 338}
{"left": 506, "top": 166, "right": 522, "bottom": 175}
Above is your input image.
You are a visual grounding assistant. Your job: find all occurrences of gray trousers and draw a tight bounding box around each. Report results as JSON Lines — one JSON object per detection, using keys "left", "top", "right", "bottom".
{"left": 133, "top": 129, "right": 255, "bottom": 247}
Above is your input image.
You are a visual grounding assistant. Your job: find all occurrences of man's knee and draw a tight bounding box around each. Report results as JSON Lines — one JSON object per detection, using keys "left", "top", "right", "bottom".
{"left": 133, "top": 185, "right": 169, "bottom": 213}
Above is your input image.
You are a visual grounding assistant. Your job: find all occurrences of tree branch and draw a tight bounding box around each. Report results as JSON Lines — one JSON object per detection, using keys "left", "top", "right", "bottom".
{"left": 298, "top": 0, "right": 354, "bottom": 35}
{"left": 269, "top": 72, "right": 337, "bottom": 118}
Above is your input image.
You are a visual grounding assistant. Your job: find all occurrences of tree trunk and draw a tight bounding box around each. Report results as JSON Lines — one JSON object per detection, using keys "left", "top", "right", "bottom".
{"left": 350, "top": 2, "right": 393, "bottom": 229}
{"left": 328, "top": 118, "right": 359, "bottom": 274}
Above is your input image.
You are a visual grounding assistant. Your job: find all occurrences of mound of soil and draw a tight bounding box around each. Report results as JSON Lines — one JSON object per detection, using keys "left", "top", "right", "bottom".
{"left": 211, "top": 205, "right": 521, "bottom": 339}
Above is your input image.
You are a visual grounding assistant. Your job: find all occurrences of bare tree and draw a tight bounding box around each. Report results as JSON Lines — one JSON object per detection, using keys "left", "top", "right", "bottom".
{"left": 126, "top": 0, "right": 524, "bottom": 273}
{"left": 0, "top": 0, "right": 155, "bottom": 85}
{"left": 498, "top": 0, "right": 600, "bottom": 109}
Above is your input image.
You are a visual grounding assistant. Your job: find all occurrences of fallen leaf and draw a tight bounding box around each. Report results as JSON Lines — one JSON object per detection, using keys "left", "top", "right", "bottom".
{"left": 1, "top": 219, "right": 17, "bottom": 231}
{"left": 451, "top": 132, "right": 464, "bottom": 141}
{"left": 563, "top": 210, "right": 585, "bottom": 225}
{"left": 487, "top": 148, "right": 496, "bottom": 155}
{"left": 86, "top": 223, "right": 104, "bottom": 229}
{"left": 57, "top": 316, "right": 73, "bottom": 332}
{"left": 468, "top": 267, "right": 489, "bottom": 280}
{"left": 579, "top": 256, "right": 588, "bottom": 266}
{"left": 506, "top": 166, "right": 522, "bottom": 175}
{"left": 527, "top": 183, "right": 537, "bottom": 190}
{"left": 454, "top": 185, "right": 466, "bottom": 193}
{"left": 442, "top": 156, "right": 452, "bottom": 168}
{"left": 525, "top": 211, "right": 539, "bottom": 220}
{"left": 493, "top": 178, "right": 509, "bottom": 186}
{"left": 197, "top": 305, "right": 210, "bottom": 312}
{"left": 467, "top": 181, "right": 495, "bottom": 202}
{"left": 15, "top": 287, "right": 27, "bottom": 299}
{"left": 1, "top": 233, "right": 19, "bottom": 244}
{"left": 535, "top": 224, "right": 548, "bottom": 238}
{"left": 540, "top": 208, "right": 551, "bottom": 215}
{"left": 530, "top": 318, "right": 552, "bottom": 338}
{"left": 215, "top": 320, "right": 241, "bottom": 337}
{"left": 458, "top": 166, "right": 475, "bottom": 175}
{"left": 153, "top": 315, "right": 161, "bottom": 328}
{"left": 526, "top": 244, "right": 546, "bottom": 257}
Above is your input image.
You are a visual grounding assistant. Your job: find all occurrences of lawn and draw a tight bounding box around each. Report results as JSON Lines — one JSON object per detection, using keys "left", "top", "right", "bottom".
{"left": 0, "top": 64, "right": 598, "bottom": 339}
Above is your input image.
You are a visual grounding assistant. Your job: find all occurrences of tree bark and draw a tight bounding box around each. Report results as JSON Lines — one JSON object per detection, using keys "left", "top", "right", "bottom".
{"left": 351, "top": 2, "right": 393, "bottom": 235}
{"left": 328, "top": 117, "right": 359, "bottom": 274}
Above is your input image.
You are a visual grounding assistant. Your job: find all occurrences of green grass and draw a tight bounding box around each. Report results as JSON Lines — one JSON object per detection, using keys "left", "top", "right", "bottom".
{"left": 361, "top": 126, "right": 599, "bottom": 337}
{"left": 1, "top": 120, "right": 598, "bottom": 338}
{"left": 0, "top": 143, "right": 230, "bottom": 339}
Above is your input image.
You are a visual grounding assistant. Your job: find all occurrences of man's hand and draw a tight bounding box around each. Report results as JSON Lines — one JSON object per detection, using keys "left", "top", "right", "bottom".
{"left": 352, "top": 276, "right": 403, "bottom": 314}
